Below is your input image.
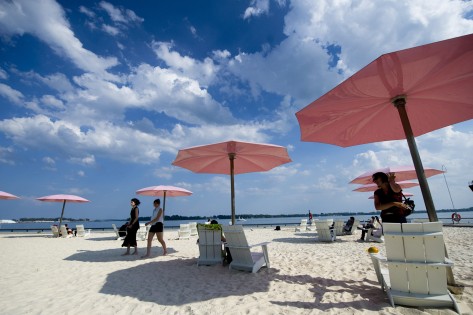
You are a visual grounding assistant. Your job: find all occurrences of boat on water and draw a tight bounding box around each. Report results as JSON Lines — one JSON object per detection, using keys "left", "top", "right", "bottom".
{"left": 0, "top": 219, "right": 17, "bottom": 224}
{"left": 236, "top": 217, "right": 247, "bottom": 222}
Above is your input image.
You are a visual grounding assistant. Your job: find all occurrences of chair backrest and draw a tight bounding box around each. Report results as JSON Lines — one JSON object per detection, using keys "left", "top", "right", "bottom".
{"left": 76, "top": 224, "right": 86, "bottom": 237}
{"left": 222, "top": 225, "right": 253, "bottom": 265}
{"left": 333, "top": 220, "right": 344, "bottom": 236}
{"left": 346, "top": 219, "right": 360, "bottom": 235}
{"left": 51, "top": 226, "right": 59, "bottom": 237}
{"left": 189, "top": 222, "right": 198, "bottom": 236}
{"left": 197, "top": 224, "right": 223, "bottom": 265}
{"left": 59, "top": 226, "right": 69, "bottom": 238}
{"left": 299, "top": 219, "right": 307, "bottom": 227}
{"left": 384, "top": 222, "right": 447, "bottom": 295}
{"left": 314, "top": 220, "right": 335, "bottom": 241}
{"left": 178, "top": 224, "right": 191, "bottom": 239}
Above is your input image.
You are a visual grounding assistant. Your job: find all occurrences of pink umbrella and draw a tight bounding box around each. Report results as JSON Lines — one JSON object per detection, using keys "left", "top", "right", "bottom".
{"left": 136, "top": 185, "right": 192, "bottom": 213}
{"left": 0, "top": 191, "right": 20, "bottom": 200}
{"left": 350, "top": 166, "right": 444, "bottom": 185}
{"left": 353, "top": 179, "right": 420, "bottom": 192}
{"left": 296, "top": 33, "right": 473, "bottom": 222}
{"left": 172, "top": 140, "right": 292, "bottom": 225}
{"left": 36, "top": 194, "right": 90, "bottom": 228}
{"left": 368, "top": 191, "right": 413, "bottom": 199}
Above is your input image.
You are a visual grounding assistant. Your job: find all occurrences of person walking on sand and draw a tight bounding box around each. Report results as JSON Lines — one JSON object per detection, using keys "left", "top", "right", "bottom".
{"left": 141, "top": 199, "right": 167, "bottom": 258}
{"left": 122, "top": 198, "right": 140, "bottom": 256}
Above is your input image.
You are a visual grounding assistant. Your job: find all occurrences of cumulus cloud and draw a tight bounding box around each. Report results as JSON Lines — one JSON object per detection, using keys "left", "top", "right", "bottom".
{"left": 0, "top": 83, "right": 24, "bottom": 104}
{"left": 0, "top": 0, "right": 118, "bottom": 76}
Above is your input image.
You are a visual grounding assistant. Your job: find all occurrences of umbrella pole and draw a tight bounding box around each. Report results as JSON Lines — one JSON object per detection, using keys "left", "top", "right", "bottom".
{"left": 58, "top": 200, "right": 66, "bottom": 229}
{"left": 163, "top": 191, "right": 167, "bottom": 213}
{"left": 393, "top": 97, "right": 438, "bottom": 222}
{"left": 229, "top": 153, "right": 236, "bottom": 226}
{"left": 394, "top": 96, "right": 457, "bottom": 288}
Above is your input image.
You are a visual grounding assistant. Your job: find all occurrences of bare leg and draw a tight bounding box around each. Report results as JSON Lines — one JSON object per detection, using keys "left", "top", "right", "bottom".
{"left": 132, "top": 245, "right": 138, "bottom": 255}
{"left": 141, "top": 232, "right": 156, "bottom": 258}
{"left": 122, "top": 245, "right": 131, "bottom": 256}
{"left": 157, "top": 232, "right": 167, "bottom": 255}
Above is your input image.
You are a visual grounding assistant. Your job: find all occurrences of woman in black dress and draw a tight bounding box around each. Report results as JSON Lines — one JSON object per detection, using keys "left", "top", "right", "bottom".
{"left": 122, "top": 198, "right": 140, "bottom": 255}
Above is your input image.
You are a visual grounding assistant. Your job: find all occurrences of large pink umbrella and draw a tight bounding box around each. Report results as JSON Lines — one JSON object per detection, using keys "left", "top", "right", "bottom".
{"left": 172, "top": 140, "right": 292, "bottom": 225}
{"left": 36, "top": 194, "right": 90, "bottom": 228}
{"left": 353, "top": 180, "right": 420, "bottom": 192}
{"left": 0, "top": 191, "right": 20, "bottom": 200}
{"left": 350, "top": 166, "right": 444, "bottom": 185}
{"left": 136, "top": 185, "right": 192, "bottom": 213}
{"left": 296, "top": 33, "right": 473, "bottom": 222}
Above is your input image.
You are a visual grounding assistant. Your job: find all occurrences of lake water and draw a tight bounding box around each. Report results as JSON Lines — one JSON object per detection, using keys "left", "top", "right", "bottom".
{"left": 0, "top": 211, "right": 471, "bottom": 232}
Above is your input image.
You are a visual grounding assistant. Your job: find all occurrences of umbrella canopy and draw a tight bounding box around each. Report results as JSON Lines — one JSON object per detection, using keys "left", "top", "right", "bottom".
{"left": 36, "top": 194, "right": 89, "bottom": 228}
{"left": 172, "top": 140, "right": 292, "bottom": 225}
{"left": 350, "top": 166, "right": 444, "bottom": 185}
{"left": 296, "top": 33, "right": 473, "bottom": 222}
{"left": 136, "top": 185, "right": 192, "bottom": 213}
{"left": 0, "top": 191, "right": 20, "bottom": 200}
{"left": 353, "top": 180, "right": 420, "bottom": 192}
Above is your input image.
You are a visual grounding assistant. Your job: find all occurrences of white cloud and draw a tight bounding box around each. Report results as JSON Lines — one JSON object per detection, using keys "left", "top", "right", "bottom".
{"left": 0, "top": 83, "right": 24, "bottom": 104}
{"left": 0, "top": 0, "right": 118, "bottom": 76}
{"left": 243, "top": 0, "right": 270, "bottom": 19}
{"left": 0, "top": 68, "right": 8, "bottom": 80}
{"left": 99, "top": 1, "right": 144, "bottom": 25}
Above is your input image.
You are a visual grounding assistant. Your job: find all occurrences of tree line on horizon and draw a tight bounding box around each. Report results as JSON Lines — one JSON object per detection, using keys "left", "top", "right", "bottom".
{"left": 15, "top": 207, "right": 472, "bottom": 222}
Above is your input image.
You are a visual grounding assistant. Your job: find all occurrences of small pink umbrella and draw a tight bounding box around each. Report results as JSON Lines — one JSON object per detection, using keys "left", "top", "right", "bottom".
{"left": 296, "top": 33, "right": 473, "bottom": 222}
{"left": 368, "top": 192, "right": 413, "bottom": 199}
{"left": 36, "top": 194, "right": 90, "bottom": 228}
{"left": 136, "top": 185, "right": 192, "bottom": 213}
{"left": 353, "top": 180, "right": 420, "bottom": 192}
{"left": 0, "top": 191, "right": 20, "bottom": 200}
{"left": 350, "top": 166, "right": 444, "bottom": 185}
{"left": 172, "top": 140, "right": 292, "bottom": 225}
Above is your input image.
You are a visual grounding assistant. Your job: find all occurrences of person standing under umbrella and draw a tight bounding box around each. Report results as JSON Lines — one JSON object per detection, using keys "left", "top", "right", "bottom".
{"left": 141, "top": 198, "right": 167, "bottom": 258}
{"left": 372, "top": 172, "right": 411, "bottom": 223}
{"left": 122, "top": 198, "right": 140, "bottom": 256}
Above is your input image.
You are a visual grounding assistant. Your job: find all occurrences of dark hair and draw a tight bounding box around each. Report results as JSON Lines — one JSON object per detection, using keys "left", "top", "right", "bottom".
{"left": 153, "top": 198, "right": 161, "bottom": 205}
{"left": 210, "top": 219, "right": 219, "bottom": 224}
{"left": 131, "top": 198, "right": 141, "bottom": 206}
{"left": 372, "top": 172, "right": 388, "bottom": 183}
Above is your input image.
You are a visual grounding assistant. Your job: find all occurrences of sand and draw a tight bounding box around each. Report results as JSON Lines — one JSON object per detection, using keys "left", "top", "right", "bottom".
{"left": 0, "top": 226, "right": 472, "bottom": 315}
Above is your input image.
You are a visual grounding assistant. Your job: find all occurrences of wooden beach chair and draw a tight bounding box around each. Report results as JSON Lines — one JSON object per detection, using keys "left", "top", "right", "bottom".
{"left": 178, "top": 224, "right": 191, "bottom": 240}
{"left": 333, "top": 220, "right": 345, "bottom": 236}
{"left": 197, "top": 224, "right": 224, "bottom": 266}
{"left": 370, "top": 222, "right": 459, "bottom": 313}
{"left": 295, "top": 219, "right": 308, "bottom": 232}
{"left": 222, "top": 225, "right": 270, "bottom": 273}
{"left": 75, "top": 224, "right": 91, "bottom": 237}
{"left": 189, "top": 222, "right": 198, "bottom": 236}
{"left": 314, "top": 220, "right": 336, "bottom": 242}
{"left": 137, "top": 223, "right": 149, "bottom": 241}
{"left": 50, "top": 225, "right": 59, "bottom": 238}
{"left": 112, "top": 224, "right": 126, "bottom": 240}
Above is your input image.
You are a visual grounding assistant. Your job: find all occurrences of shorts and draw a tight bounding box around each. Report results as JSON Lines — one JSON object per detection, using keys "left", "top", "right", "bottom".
{"left": 149, "top": 222, "right": 164, "bottom": 233}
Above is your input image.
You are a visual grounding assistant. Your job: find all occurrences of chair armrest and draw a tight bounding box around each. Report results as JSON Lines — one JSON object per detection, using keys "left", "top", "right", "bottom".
{"left": 250, "top": 241, "right": 270, "bottom": 248}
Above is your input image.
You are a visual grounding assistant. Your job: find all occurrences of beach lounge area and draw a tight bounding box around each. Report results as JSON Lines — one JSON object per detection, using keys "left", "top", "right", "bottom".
{"left": 1, "top": 226, "right": 472, "bottom": 314}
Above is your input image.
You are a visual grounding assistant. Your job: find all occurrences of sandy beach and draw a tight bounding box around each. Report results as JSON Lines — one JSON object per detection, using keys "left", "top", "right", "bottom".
{"left": 0, "top": 226, "right": 472, "bottom": 315}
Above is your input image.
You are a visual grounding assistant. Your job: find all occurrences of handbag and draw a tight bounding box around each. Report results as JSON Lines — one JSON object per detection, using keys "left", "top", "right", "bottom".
{"left": 402, "top": 192, "right": 415, "bottom": 217}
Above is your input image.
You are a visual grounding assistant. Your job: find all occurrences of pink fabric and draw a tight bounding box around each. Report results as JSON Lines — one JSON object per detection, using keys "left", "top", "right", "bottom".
{"left": 353, "top": 180, "right": 419, "bottom": 192}
{"left": 172, "top": 140, "right": 292, "bottom": 175}
{"left": 36, "top": 194, "right": 89, "bottom": 203}
{"left": 136, "top": 185, "right": 192, "bottom": 197}
{"left": 296, "top": 33, "right": 473, "bottom": 147}
{"left": 0, "top": 191, "right": 19, "bottom": 200}
{"left": 349, "top": 166, "right": 443, "bottom": 185}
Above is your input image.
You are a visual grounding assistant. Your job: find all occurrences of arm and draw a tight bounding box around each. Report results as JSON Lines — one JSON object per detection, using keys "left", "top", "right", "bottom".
{"left": 373, "top": 194, "right": 408, "bottom": 211}
{"left": 146, "top": 208, "right": 163, "bottom": 226}
{"left": 129, "top": 207, "right": 139, "bottom": 226}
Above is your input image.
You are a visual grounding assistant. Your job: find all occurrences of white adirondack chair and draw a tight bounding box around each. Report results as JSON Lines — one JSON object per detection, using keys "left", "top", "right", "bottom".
{"left": 333, "top": 220, "right": 345, "bottom": 236}
{"left": 197, "top": 224, "right": 224, "bottom": 266}
{"left": 366, "top": 226, "right": 384, "bottom": 243}
{"left": 50, "top": 225, "right": 59, "bottom": 238}
{"left": 189, "top": 222, "right": 198, "bottom": 236}
{"left": 59, "top": 226, "right": 72, "bottom": 238}
{"left": 295, "top": 219, "right": 308, "bottom": 232}
{"left": 314, "top": 220, "right": 336, "bottom": 242}
{"left": 370, "top": 222, "right": 459, "bottom": 313}
{"left": 344, "top": 219, "right": 360, "bottom": 235}
{"left": 137, "top": 223, "right": 149, "bottom": 241}
{"left": 112, "top": 224, "right": 126, "bottom": 240}
{"left": 222, "top": 225, "right": 270, "bottom": 273}
{"left": 178, "top": 224, "right": 191, "bottom": 240}
{"left": 75, "top": 224, "right": 91, "bottom": 237}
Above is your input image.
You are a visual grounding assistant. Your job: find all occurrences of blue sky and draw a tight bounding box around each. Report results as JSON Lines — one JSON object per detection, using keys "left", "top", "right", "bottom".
{"left": 0, "top": 0, "right": 472, "bottom": 220}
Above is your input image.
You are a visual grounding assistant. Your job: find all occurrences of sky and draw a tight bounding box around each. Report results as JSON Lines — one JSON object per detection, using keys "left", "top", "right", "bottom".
{"left": 0, "top": 0, "right": 472, "bottom": 221}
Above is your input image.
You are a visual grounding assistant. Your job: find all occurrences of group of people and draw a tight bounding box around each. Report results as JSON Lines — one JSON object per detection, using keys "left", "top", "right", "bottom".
{"left": 121, "top": 198, "right": 167, "bottom": 258}
{"left": 119, "top": 171, "right": 410, "bottom": 256}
